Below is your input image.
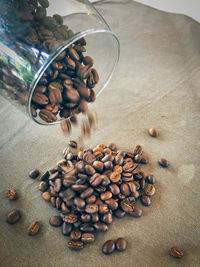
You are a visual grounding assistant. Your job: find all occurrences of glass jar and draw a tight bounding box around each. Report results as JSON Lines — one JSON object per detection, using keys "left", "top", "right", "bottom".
{"left": 0, "top": 0, "right": 119, "bottom": 125}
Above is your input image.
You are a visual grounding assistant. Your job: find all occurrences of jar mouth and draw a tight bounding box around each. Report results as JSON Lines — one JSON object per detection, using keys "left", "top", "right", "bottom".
{"left": 28, "top": 29, "right": 120, "bottom": 126}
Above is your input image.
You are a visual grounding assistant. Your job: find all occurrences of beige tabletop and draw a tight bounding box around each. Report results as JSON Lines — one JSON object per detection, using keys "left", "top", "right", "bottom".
{"left": 0, "top": 1, "right": 200, "bottom": 267}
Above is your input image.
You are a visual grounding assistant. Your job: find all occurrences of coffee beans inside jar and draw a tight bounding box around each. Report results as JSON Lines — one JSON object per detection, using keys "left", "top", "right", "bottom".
{"left": 36, "top": 143, "right": 156, "bottom": 251}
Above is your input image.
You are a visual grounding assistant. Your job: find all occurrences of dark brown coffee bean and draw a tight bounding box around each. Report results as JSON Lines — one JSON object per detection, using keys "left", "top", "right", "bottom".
{"left": 74, "top": 197, "right": 86, "bottom": 209}
{"left": 70, "top": 230, "right": 81, "bottom": 241}
{"left": 28, "top": 221, "right": 40, "bottom": 236}
{"left": 115, "top": 154, "right": 124, "bottom": 165}
{"left": 60, "top": 188, "right": 75, "bottom": 200}
{"left": 127, "top": 182, "right": 136, "bottom": 193}
{"left": 89, "top": 173, "right": 102, "bottom": 187}
{"left": 77, "top": 64, "right": 92, "bottom": 80}
{"left": 122, "top": 172, "right": 133, "bottom": 182}
{"left": 62, "top": 222, "right": 72, "bottom": 236}
{"left": 121, "top": 199, "right": 134, "bottom": 213}
{"left": 39, "top": 109, "right": 57, "bottom": 123}
{"left": 29, "top": 169, "right": 40, "bottom": 179}
{"left": 94, "top": 222, "right": 108, "bottom": 232}
{"left": 147, "top": 174, "right": 155, "bottom": 184}
{"left": 145, "top": 184, "right": 156, "bottom": 196}
{"left": 81, "top": 214, "right": 91, "bottom": 223}
{"left": 148, "top": 127, "right": 158, "bottom": 137}
{"left": 132, "top": 190, "right": 140, "bottom": 199}
{"left": 99, "top": 204, "right": 109, "bottom": 214}
{"left": 86, "top": 194, "right": 96, "bottom": 204}
{"left": 85, "top": 164, "right": 95, "bottom": 176}
{"left": 63, "top": 213, "right": 78, "bottom": 224}
{"left": 68, "top": 140, "right": 77, "bottom": 148}
{"left": 80, "top": 224, "right": 94, "bottom": 232}
{"left": 65, "top": 57, "right": 76, "bottom": 70}
{"left": 133, "top": 181, "right": 140, "bottom": 190}
{"left": 67, "top": 240, "right": 84, "bottom": 250}
{"left": 61, "top": 202, "right": 69, "bottom": 214}
{"left": 116, "top": 238, "right": 127, "bottom": 252}
{"left": 100, "top": 191, "right": 112, "bottom": 201}
{"left": 102, "top": 240, "right": 115, "bottom": 255}
{"left": 40, "top": 171, "right": 49, "bottom": 181}
{"left": 80, "top": 187, "right": 94, "bottom": 199}
{"left": 105, "top": 198, "right": 118, "bottom": 210}
{"left": 5, "top": 189, "right": 18, "bottom": 200}
{"left": 169, "top": 247, "right": 183, "bottom": 259}
{"left": 104, "top": 161, "right": 113, "bottom": 170}
{"left": 55, "top": 50, "right": 66, "bottom": 61}
{"left": 158, "top": 158, "right": 169, "bottom": 167}
{"left": 101, "top": 175, "right": 110, "bottom": 187}
{"left": 93, "top": 161, "right": 104, "bottom": 172}
{"left": 110, "top": 172, "right": 121, "bottom": 183}
{"left": 81, "top": 233, "right": 95, "bottom": 243}
{"left": 83, "top": 152, "right": 96, "bottom": 164}
{"left": 49, "top": 87, "right": 62, "bottom": 106}
{"left": 114, "top": 208, "right": 126, "bottom": 218}
{"left": 120, "top": 183, "right": 131, "bottom": 196}
{"left": 6, "top": 209, "right": 21, "bottom": 224}
{"left": 141, "top": 195, "right": 151, "bottom": 206}
{"left": 83, "top": 56, "right": 94, "bottom": 66}
{"left": 109, "top": 184, "right": 120, "bottom": 195}
{"left": 38, "top": 181, "right": 48, "bottom": 192}
{"left": 42, "top": 191, "right": 51, "bottom": 202}
{"left": 67, "top": 47, "right": 79, "bottom": 61}
{"left": 133, "top": 145, "right": 143, "bottom": 155}
{"left": 71, "top": 184, "right": 87, "bottom": 192}
{"left": 32, "top": 92, "right": 48, "bottom": 105}
{"left": 129, "top": 206, "right": 143, "bottom": 217}
{"left": 54, "top": 178, "right": 62, "bottom": 193}
{"left": 35, "top": 85, "right": 47, "bottom": 94}
{"left": 50, "top": 197, "right": 56, "bottom": 208}
{"left": 56, "top": 197, "right": 62, "bottom": 209}
{"left": 49, "top": 216, "right": 62, "bottom": 227}
{"left": 85, "top": 204, "right": 98, "bottom": 214}
{"left": 102, "top": 212, "right": 113, "bottom": 224}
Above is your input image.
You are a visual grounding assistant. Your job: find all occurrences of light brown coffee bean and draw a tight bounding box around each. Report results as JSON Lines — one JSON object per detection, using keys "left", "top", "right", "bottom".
{"left": 148, "top": 127, "right": 158, "bottom": 137}
{"left": 42, "top": 191, "right": 51, "bottom": 202}
{"left": 28, "top": 221, "right": 40, "bottom": 236}
{"left": 169, "top": 246, "right": 183, "bottom": 259}
{"left": 81, "top": 233, "right": 95, "bottom": 243}
{"left": 38, "top": 181, "right": 48, "bottom": 192}
{"left": 144, "top": 184, "right": 156, "bottom": 196}
{"left": 5, "top": 189, "right": 18, "bottom": 200}
{"left": 158, "top": 158, "right": 169, "bottom": 167}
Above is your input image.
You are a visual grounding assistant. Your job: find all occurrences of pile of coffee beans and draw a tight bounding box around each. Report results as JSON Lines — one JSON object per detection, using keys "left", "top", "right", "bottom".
{"left": 37, "top": 142, "right": 156, "bottom": 250}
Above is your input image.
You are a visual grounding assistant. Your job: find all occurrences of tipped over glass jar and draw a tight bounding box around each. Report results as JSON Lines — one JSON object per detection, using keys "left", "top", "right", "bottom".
{"left": 0, "top": 0, "right": 119, "bottom": 125}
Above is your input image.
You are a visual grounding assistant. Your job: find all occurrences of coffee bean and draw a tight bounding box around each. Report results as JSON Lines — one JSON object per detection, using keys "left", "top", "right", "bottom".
{"left": 60, "top": 119, "right": 72, "bottom": 135}
{"left": 81, "top": 233, "right": 95, "bottom": 243}
{"left": 120, "top": 199, "right": 134, "bottom": 213}
{"left": 148, "top": 127, "right": 158, "bottom": 137}
{"left": 68, "top": 140, "right": 77, "bottom": 148}
{"left": 49, "top": 216, "right": 62, "bottom": 227}
{"left": 144, "top": 184, "right": 155, "bottom": 196}
{"left": 81, "top": 214, "right": 91, "bottom": 223}
{"left": 83, "top": 56, "right": 94, "bottom": 66}
{"left": 140, "top": 195, "right": 151, "bottom": 206}
{"left": 147, "top": 174, "right": 155, "bottom": 184}
{"left": 109, "top": 184, "right": 120, "bottom": 195}
{"left": 94, "top": 222, "right": 108, "bottom": 232}
{"left": 67, "top": 240, "right": 84, "bottom": 250}
{"left": 110, "top": 172, "right": 121, "bottom": 183}
{"left": 29, "top": 169, "right": 40, "bottom": 179}
{"left": 80, "top": 224, "right": 94, "bottom": 232}
{"left": 67, "top": 47, "right": 79, "bottom": 61}
{"left": 169, "top": 246, "right": 183, "bottom": 259}
{"left": 32, "top": 92, "right": 49, "bottom": 106}
{"left": 39, "top": 109, "right": 57, "bottom": 123}
{"left": 5, "top": 189, "right": 18, "bottom": 200}
{"left": 114, "top": 208, "right": 126, "bottom": 218}
{"left": 133, "top": 145, "right": 143, "bottom": 155}
{"left": 105, "top": 198, "right": 118, "bottom": 210}
{"left": 6, "top": 209, "right": 21, "bottom": 224}
{"left": 116, "top": 238, "right": 127, "bottom": 252}
{"left": 86, "top": 194, "right": 96, "bottom": 204}
{"left": 63, "top": 213, "right": 78, "bottom": 224}
{"left": 70, "top": 230, "right": 82, "bottom": 241}
{"left": 120, "top": 183, "right": 131, "bottom": 196}
{"left": 54, "top": 178, "right": 62, "bottom": 192}
{"left": 85, "top": 204, "right": 98, "bottom": 214}
{"left": 85, "top": 164, "right": 95, "bottom": 175}
{"left": 115, "top": 154, "right": 124, "bottom": 165}
{"left": 91, "top": 213, "right": 99, "bottom": 223}
{"left": 39, "top": 181, "right": 48, "bottom": 192}
{"left": 74, "top": 197, "right": 86, "bottom": 209}
{"left": 93, "top": 161, "right": 104, "bottom": 172}
{"left": 42, "top": 191, "right": 51, "bottom": 202}
{"left": 100, "top": 191, "right": 112, "bottom": 201}
{"left": 80, "top": 187, "right": 93, "bottom": 199}
{"left": 130, "top": 206, "right": 143, "bottom": 217}
{"left": 62, "top": 222, "right": 72, "bottom": 236}
{"left": 127, "top": 182, "right": 136, "bottom": 193}
{"left": 158, "top": 158, "right": 169, "bottom": 168}
{"left": 40, "top": 171, "right": 50, "bottom": 181}
{"left": 102, "top": 212, "right": 113, "bottom": 224}
{"left": 102, "top": 240, "right": 115, "bottom": 255}
{"left": 99, "top": 204, "right": 109, "bottom": 214}
{"left": 28, "top": 221, "right": 40, "bottom": 236}
{"left": 89, "top": 173, "right": 102, "bottom": 187}
{"left": 61, "top": 202, "right": 70, "bottom": 214}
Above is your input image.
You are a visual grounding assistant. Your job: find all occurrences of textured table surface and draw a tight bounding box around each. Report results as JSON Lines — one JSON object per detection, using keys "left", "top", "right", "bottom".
{"left": 0, "top": 1, "right": 200, "bottom": 266}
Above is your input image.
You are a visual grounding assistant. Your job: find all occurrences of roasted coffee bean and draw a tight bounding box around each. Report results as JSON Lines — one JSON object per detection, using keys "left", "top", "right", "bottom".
{"left": 147, "top": 174, "right": 155, "bottom": 184}
{"left": 93, "top": 161, "right": 104, "bottom": 172}
{"left": 49, "top": 216, "right": 62, "bottom": 227}
{"left": 29, "top": 169, "right": 40, "bottom": 179}
{"left": 28, "top": 221, "right": 40, "bottom": 236}
{"left": 89, "top": 173, "right": 102, "bottom": 187}
{"left": 35, "top": 85, "right": 47, "bottom": 94}
{"left": 42, "top": 191, "right": 51, "bottom": 202}
{"left": 132, "top": 190, "right": 140, "bottom": 199}
{"left": 80, "top": 187, "right": 94, "bottom": 199}
{"left": 145, "top": 184, "right": 155, "bottom": 196}
{"left": 39, "top": 181, "right": 48, "bottom": 192}
{"left": 71, "top": 184, "right": 87, "bottom": 192}
{"left": 133, "top": 145, "right": 143, "bottom": 155}
{"left": 129, "top": 206, "right": 143, "bottom": 217}
{"left": 116, "top": 238, "right": 127, "bottom": 252}
{"left": 109, "top": 184, "right": 120, "bottom": 195}
{"left": 56, "top": 197, "right": 62, "bottom": 209}
{"left": 62, "top": 222, "right": 72, "bottom": 236}
{"left": 74, "top": 45, "right": 86, "bottom": 53}
{"left": 68, "top": 140, "right": 77, "bottom": 148}
{"left": 120, "top": 199, "right": 134, "bottom": 213}
{"left": 67, "top": 240, "right": 84, "bottom": 250}
{"left": 104, "top": 161, "right": 113, "bottom": 170}
{"left": 55, "top": 50, "right": 66, "bottom": 61}
{"left": 5, "top": 189, "right": 18, "bottom": 200}
{"left": 40, "top": 171, "right": 50, "bottom": 181}
{"left": 123, "top": 162, "right": 137, "bottom": 172}
{"left": 158, "top": 158, "right": 169, "bottom": 167}
{"left": 83, "top": 56, "right": 93, "bottom": 66}
{"left": 110, "top": 172, "right": 121, "bottom": 183}
{"left": 101, "top": 175, "right": 110, "bottom": 187}
{"left": 38, "top": 0, "right": 49, "bottom": 8}
{"left": 32, "top": 92, "right": 48, "bottom": 105}
{"left": 127, "top": 182, "right": 136, "bottom": 193}
{"left": 169, "top": 246, "right": 183, "bottom": 259}
{"left": 85, "top": 165, "right": 95, "bottom": 175}
{"left": 140, "top": 179, "right": 146, "bottom": 190}
{"left": 54, "top": 178, "right": 62, "bottom": 192}
{"left": 74, "top": 197, "right": 86, "bottom": 209}
{"left": 50, "top": 196, "right": 56, "bottom": 207}
{"left": 81, "top": 233, "right": 95, "bottom": 243}
{"left": 80, "top": 224, "right": 94, "bottom": 232}
{"left": 86, "top": 194, "right": 96, "bottom": 204}
{"left": 148, "top": 127, "right": 158, "bottom": 137}
{"left": 140, "top": 195, "right": 151, "bottom": 206}
{"left": 91, "top": 213, "right": 99, "bottom": 223}
{"left": 114, "top": 208, "right": 126, "bottom": 218}
{"left": 94, "top": 222, "right": 108, "bottom": 232}
{"left": 39, "top": 109, "right": 57, "bottom": 123}
{"left": 118, "top": 193, "right": 126, "bottom": 200}
{"left": 100, "top": 191, "right": 112, "bottom": 201}
{"left": 115, "top": 154, "right": 124, "bottom": 165}
{"left": 99, "top": 204, "right": 109, "bottom": 214}
{"left": 81, "top": 214, "right": 91, "bottom": 223}
{"left": 70, "top": 230, "right": 82, "bottom": 241}
{"left": 120, "top": 183, "right": 131, "bottom": 196}
{"left": 63, "top": 213, "right": 77, "bottom": 224}
{"left": 85, "top": 204, "right": 98, "bottom": 214}
{"left": 133, "top": 181, "right": 140, "bottom": 190}
{"left": 102, "top": 240, "right": 115, "bottom": 255}
{"left": 6, "top": 209, "right": 21, "bottom": 224}
{"left": 101, "top": 154, "right": 114, "bottom": 163}
{"left": 102, "top": 212, "right": 113, "bottom": 224}
{"left": 67, "top": 47, "right": 79, "bottom": 61}
{"left": 105, "top": 198, "right": 118, "bottom": 210}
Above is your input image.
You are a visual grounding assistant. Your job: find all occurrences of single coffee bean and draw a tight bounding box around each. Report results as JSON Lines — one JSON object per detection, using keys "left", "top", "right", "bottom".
{"left": 115, "top": 154, "right": 124, "bottom": 165}
{"left": 93, "top": 161, "right": 104, "bottom": 172}
{"left": 140, "top": 195, "right": 151, "bottom": 206}
{"left": 129, "top": 205, "right": 142, "bottom": 217}
{"left": 60, "top": 119, "right": 71, "bottom": 135}
{"left": 147, "top": 174, "right": 155, "bottom": 184}
{"left": 89, "top": 173, "right": 102, "bottom": 187}
{"left": 86, "top": 194, "right": 96, "bottom": 204}
{"left": 29, "top": 169, "right": 40, "bottom": 179}
{"left": 110, "top": 172, "right": 121, "bottom": 183}
{"left": 40, "top": 171, "right": 50, "bottom": 181}
{"left": 62, "top": 222, "right": 72, "bottom": 236}
{"left": 67, "top": 47, "right": 79, "bottom": 61}
{"left": 6, "top": 209, "right": 21, "bottom": 224}
{"left": 94, "top": 222, "right": 108, "bottom": 232}
{"left": 70, "top": 230, "right": 82, "bottom": 241}
{"left": 50, "top": 197, "right": 56, "bottom": 207}
{"left": 114, "top": 165, "right": 123, "bottom": 173}
{"left": 83, "top": 56, "right": 94, "bottom": 66}
{"left": 54, "top": 178, "right": 62, "bottom": 193}
{"left": 133, "top": 145, "right": 143, "bottom": 155}
{"left": 63, "top": 213, "right": 78, "bottom": 224}
{"left": 99, "top": 204, "right": 109, "bottom": 214}
{"left": 109, "top": 184, "right": 120, "bottom": 195}
{"left": 39, "top": 109, "right": 57, "bottom": 123}
{"left": 81, "top": 233, "right": 95, "bottom": 243}
{"left": 101, "top": 175, "right": 111, "bottom": 186}
{"left": 38, "top": 181, "right": 48, "bottom": 192}
{"left": 102, "top": 212, "right": 113, "bottom": 224}
{"left": 85, "top": 164, "right": 96, "bottom": 175}
{"left": 169, "top": 246, "right": 183, "bottom": 259}
{"left": 74, "top": 197, "right": 86, "bottom": 209}
{"left": 91, "top": 213, "right": 99, "bottom": 223}
{"left": 127, "top": 182, "right": 136, "bottom": 193}
{"left": 120, "top": 183, "right": 131, "bottom": 196}
{"left": 145, "top": 184, "right": 156, "bottom": 196}
{"left": 114, "top": 208, "right": 126, "bottom": 218}
{"left": 148, "top": 127, "right": 158, "bottom": 137}
{"left": 105, "top": 198, "right": 118, "bottom": 210}
{"left": 104, "top": 161, "right": 113, "bottom": 170}
{"left": 49, "top": 216, "right": 62, "bottom": 227}
{"left": 120, "top": 199, "right": 134, "bottom": 213}
{"left": 42, "top": 191, "right": 51, "bottom": 202}
{"left": 102, "top": 240, "right": 115, "bottom": 255}
{"left": 116, "top": 238, "right": 127, "bottom": 252}
{"left": 80, "top": 187, "right": 94, "bottom": 199}
{"left": 80, "top": 224, "right": 94, "bottom": 232}
{"left": 100, "top": 191, "right": 112, "bottom": 201}
{"left": 85, "top": 204, "right": 98, "bottom": 214}
{"left": 68, "top": 140, "right": 77, "bottom": 148}
{"left": 67, "top": 240, "right": 84, "bottom": 250}
{"left": 56, "top": 197, "right": 62, "bottom": 209}
{"left": 71, "top": 184, "right": 87, "bottom": 192}
{"left": 28, "top": 221, "right": 40, "bottom": 236}
{"left": 32, "top": 92, "right": 49, "bottom": 105}
{"left": 38, "top": 0, "right": 49, "bottom": 8}
{"left": 5, "top": 189, "right": 18, "bottom": 200}
{"left": 81, "top": 214, "right": 91, "bottom": 223}
{"left": 158, "top": 158, "right": 169, "bottom": 168}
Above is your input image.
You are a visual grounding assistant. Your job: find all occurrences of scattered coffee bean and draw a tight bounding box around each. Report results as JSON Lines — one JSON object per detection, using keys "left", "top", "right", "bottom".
{"left": 140, "top": 195, "right": 151, "bottom": 206}
{"left": 49, "top": 216, "right": 63, "bottom": 227}
{"left": 158, "top": 158, "right": 169, "bottom": 168}
{"left": 67, "top": 240, "right": 84, "bottom": 250}
{"left": 42, "top": 192, "right": 51, "bottom": 202}
{"left": 6, "top": 209, "right": 21, "bottom": 224}
{"left": 70, "top": 230, "right": 82, "bottom": 241}
{"left": 5, "top": 189, "right": 18, "bottom": 200}
{"left": 102, "top": 240, "right": 115, "bottom": 255}
{"left": 145, "top": 184, "right": 156, "bottom": 196}
{"left": 148, "top": 127, "right": 158, "bottom": 137}
{"left": 68, "top": 140, "right": 77, "bottom": 148}
{"left": 29, "top": 169, "right": 40, "bottom": 179}
{"left": 28, "top": 221, "right": 40, "bottom": 236}
{"left": 169, "top": 246, "right": 183, "bottom": 259}
{"left": 116, "top": 238, "right": 127, "bottom": 252}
